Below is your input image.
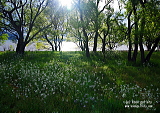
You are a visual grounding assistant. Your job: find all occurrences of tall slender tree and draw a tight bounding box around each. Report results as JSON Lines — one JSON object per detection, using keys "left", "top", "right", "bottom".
{"left": 92, "top": 0, "right": 113, "bottom": 52}
{"left": 121, "top": 0, "right": 160, "bottom": 63}
{"left": 74, "top": 0, "right": 92, "bottom": 57}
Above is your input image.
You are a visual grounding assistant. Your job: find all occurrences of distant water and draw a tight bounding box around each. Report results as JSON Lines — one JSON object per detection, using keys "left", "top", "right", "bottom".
{"left": 1, "top": 40, "right": 149, "bottom": 51}
{"left": 0, "top": 40, "right": 16, "bottom": 51}
{"left": 0, "top": 41, "right": 81, "bottom": 51}
{"left": 61, "top": 42, "right": 80, "bottom": 51}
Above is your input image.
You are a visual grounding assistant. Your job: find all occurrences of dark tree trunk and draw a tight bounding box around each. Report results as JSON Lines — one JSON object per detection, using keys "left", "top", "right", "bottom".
{"left": 139, "top": 16, "right": 145, "bottom": 63}
{"left": 16, "top": 39, "right": 26, "bottom": 54}
{"left": 102, "top": 15, "right": 110, "bottom": 54}
{"left": 58, "top": 35, "right": 63, "bottom": 51}
{"left": 131, "top": 5, "right": 139, "bottom": 62}
{"left": 102, "top": 33, "right": 108, "bottom": 54}
{"left": 131, "top": 33, "right": 138, "bottom": 62}
{"left": 139, "top": 41, "right": 145, "bottom": 63}
{"left": 44, "top": 35, "right": 54, "bottom": 51}
{"left": 108, "top": 35, "right": 114, "bottom": 50}
{"left": 139, "top": 0, "right": 146, "bottom": 63}
{"left": 144, "top": 36, "right": 160, "bottom": 63}
{"left": 58, "top": 41, "right": 62, "bottom": 51}
{"left": 102, "top": 38, "right": 106, "bottom": 60}
{"left": 58, "top": 43, "right": 61, "bottom": 51}
{"left": 146, "top": 37, "right": 153, "bottom": 51}
{"left": 83, "top": 28, "right": 90, "bottom": 57}
{"left": 128, "top": 11, "right": 132, "bottom": 61}
{"left": 80, "top": 40, "right": 85, "bottom": 51}
{"left": 16, "top": 31, "right": 26, "bottom": 54}
{"left": 93, "top": 8, "right": 99, "bottom": 52}
{"left": 54, "top": 36, "right": 58, "bottom": 51}
{"left": 86, "top": 39, "right": 90, "bottom": 57}
{"left": 78, "top": 1, "right": 90, "bottom": 57}
{"left": 93, "top": 30, "right": 98, "bottom": 52}
{"left": 55, "top": 45, "right": 57, "bottom": 51}
{"left": 102, "top": 38, "right": 106, "bottom": 54}
{"left": 51, "top": 44, "right": 54, "bottom": 51}
{"left": 146, "top": 42, "right": 152, "bottom": 51}
{"left": 83, "top": 41, "right": 86, "bottom": 51}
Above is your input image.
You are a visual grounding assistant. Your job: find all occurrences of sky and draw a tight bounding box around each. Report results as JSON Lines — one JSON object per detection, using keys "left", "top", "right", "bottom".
{"left": 99, "top": 0, "right": 120, "bottom": 12}
{"left": 58, "top": 0, "right": 121, "bottom": 11}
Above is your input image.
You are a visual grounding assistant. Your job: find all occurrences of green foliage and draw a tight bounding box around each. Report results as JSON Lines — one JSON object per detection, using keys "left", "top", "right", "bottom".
{"left": 35, "top": 42, "right": 45, "bottom": 50}
{"left": 0, "top": 51, "right": 160, "bottom": 112}
{"left": 0, "top": 33, "right": 8, "bottom": 45}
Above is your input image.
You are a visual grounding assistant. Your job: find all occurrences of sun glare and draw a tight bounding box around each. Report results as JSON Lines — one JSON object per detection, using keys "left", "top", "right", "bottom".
{"left": 59, "top": 0, "right": 73, "bottom": 10}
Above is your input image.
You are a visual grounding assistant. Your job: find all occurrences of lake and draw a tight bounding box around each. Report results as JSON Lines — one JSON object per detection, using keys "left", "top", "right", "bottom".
{"left": 0, "top": 40, "right": 136, "bottom": 51}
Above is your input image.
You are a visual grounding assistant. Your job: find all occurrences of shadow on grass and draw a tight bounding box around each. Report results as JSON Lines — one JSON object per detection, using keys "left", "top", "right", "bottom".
{"left": 0, "top": 51, "right": 160, "bottom": 112}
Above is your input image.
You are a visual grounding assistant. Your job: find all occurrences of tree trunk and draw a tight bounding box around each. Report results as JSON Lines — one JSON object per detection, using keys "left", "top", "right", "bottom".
{"left": 139, "top": 16, "right": 145, "bottom": 63}
{"left": 146, "top": 41, "right": 152, "bottom": 51}
{"left": 144, "top": 36, "right": 160, "bottom": 63}
{"left": 102, "top": 38, "right": 106, "bottom": 61}
{"left": 131, "top": 5, "right": 139, "bottom": 62}
{"left": 54, "top": 36, "right": 58, "bottom": 51}
{"left": 58, "top": 35, "right": 63, "bottom": 51}
{"left": 93, "top": 8, "right": 99, "bottom": 52}
{"left": 80, "top": 40, "right": 85, "bottom": 51}
{"left": 102, "top": 38, "right": 106, "bottom": 54}
{"left": 83, "top": 28, "right": 90, "bottom": 57}
{"left": 55, "top": 45, "right": 57, "bottom": 51}
{"left": 16, "top": 38, "right": 26, "bottom": 54}
{"left": 139, "top": 0, "right": 146, "bottom": 63}
{"left": 86, "top": 38, "right": 90, "bottom": 57}
{"left": 139, "top": 41, "right": 145, "bottom": 63}
{"left": 93, "top": 30, "right": 98, "bottom": 52}
{"left": 58, "top": 41, "right": 62, "bottom": 51}
{"left": 128, "top": 11, "right": 132, "bottom": 61}
{"left": 131, "top": 32, "right": 138, "bottom": 62}
{"left": 16, "top": 31, "right": 26, "bottom": 54}
{"left": 79, "top": 1, "right": 90, "bottom": 57}
{"left": 44, "top": 35, "right": 54, "bottom": 51}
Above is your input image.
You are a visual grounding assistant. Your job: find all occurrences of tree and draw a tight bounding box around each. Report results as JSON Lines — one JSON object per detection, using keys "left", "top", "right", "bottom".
{"left": 122, "top": 0, "right": 160, "bottom": 63}
{"left": 0, "top": 0, "right": 53, "bottom": 54}
{"left": 72, "top": 0, "right": 112, "bottom": 57}
{"left": 38, "top": 1, "right": 67, "bottom": 51}
{"left": 68, "top": 10, "right": 86, "bottom": 51}
{"left": 74, "top": 0, "right": 93, "bottom": 57}
{"left": 142, "top": 0, "right": 160, "bottom": 63}
{"left": 99, "top": 7, "right": 126, "bottom": 55}
{"left": 99, "top": 7, "right": 112, "bottom": 53}
{"left": 127, "top": 10, "right": 133, "bottom": 61}
{"left": 91, "top": 0, "right": 113, "bottom": 52}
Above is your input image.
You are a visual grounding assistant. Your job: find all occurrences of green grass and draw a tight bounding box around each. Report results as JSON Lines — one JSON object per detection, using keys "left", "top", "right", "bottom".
{"left": 0, "top": 51, "right": 160, "bottom": 113}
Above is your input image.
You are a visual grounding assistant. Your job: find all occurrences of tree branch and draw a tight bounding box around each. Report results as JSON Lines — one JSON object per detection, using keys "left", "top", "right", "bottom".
{"left": 99, "top": 0, "right": 112, "bottom": 15}
{"left": 26, "top": 24, "right": 52, "bottom": 44}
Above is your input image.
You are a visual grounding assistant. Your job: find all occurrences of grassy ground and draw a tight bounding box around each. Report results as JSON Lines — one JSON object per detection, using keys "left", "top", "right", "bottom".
{"left": 0, "top": 51, "right": 160, "bottom": 113}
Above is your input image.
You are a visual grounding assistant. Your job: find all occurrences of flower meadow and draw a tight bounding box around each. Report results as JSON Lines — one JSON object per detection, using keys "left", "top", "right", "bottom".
{"left": 0, "top": 51, "right": 160, "bottom": 112}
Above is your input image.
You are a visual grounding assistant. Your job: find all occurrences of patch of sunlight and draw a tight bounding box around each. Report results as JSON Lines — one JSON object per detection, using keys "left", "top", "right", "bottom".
{"left": 103, "top": 66, "right": 109, "bottom": 70}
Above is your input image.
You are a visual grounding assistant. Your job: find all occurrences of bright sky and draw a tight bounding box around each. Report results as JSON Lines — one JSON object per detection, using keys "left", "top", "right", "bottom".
{"left": 112, "top": 0, "right": 120, "bottom": 12}
{"left": 58, "top": 0, "right": 120, "bottom": 11}
{"left": 59, "top": 0, "right": 72, "bottom": 10}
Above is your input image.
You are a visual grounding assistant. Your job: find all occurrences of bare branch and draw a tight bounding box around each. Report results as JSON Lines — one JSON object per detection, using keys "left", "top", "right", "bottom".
{"left": 99, "top": 0, "right": 112, "bottom": 15}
